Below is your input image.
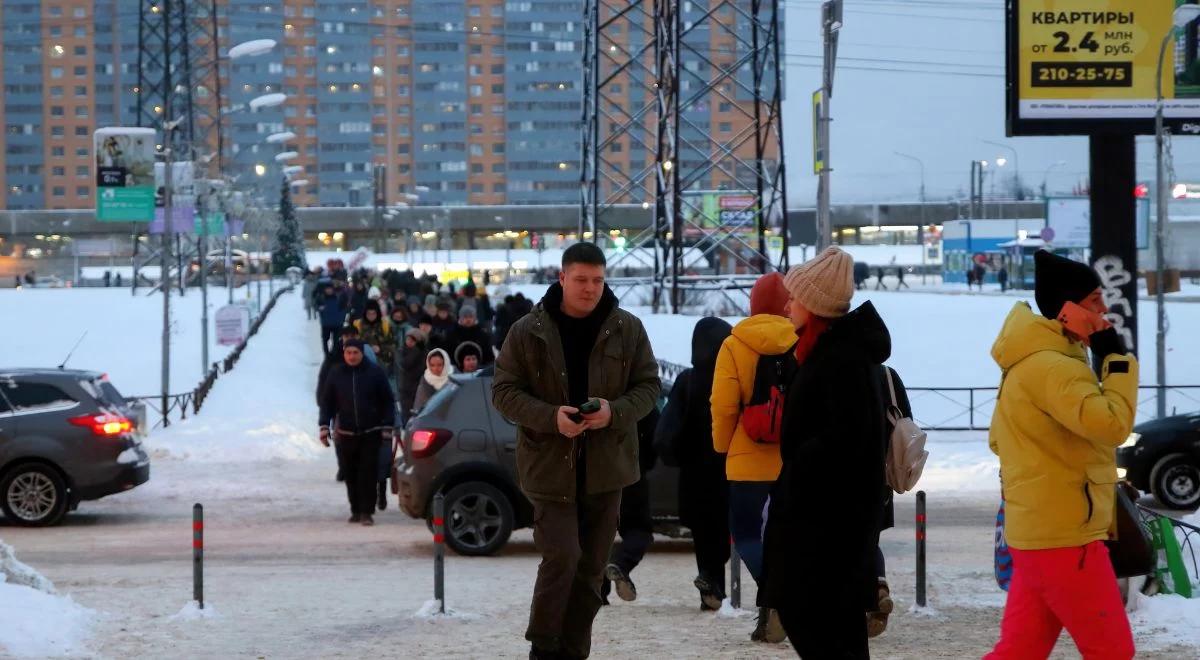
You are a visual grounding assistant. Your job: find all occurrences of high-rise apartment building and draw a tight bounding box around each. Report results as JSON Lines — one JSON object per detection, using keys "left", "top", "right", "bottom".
{"left": 1, "top": 1, "right": 779, "bottom": 210}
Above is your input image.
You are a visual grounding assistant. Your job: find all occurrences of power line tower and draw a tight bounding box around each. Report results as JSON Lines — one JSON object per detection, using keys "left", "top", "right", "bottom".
{"left": 582, "top": 0, "right": 788, "bottom": 313}
{"left": 136, "top": 0, "right": 223, "bottom": 168}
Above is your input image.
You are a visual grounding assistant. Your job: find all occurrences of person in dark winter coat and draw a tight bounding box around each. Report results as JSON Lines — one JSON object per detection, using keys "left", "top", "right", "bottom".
{"left": 869, "top": 367, "right": 911, "bottom": 638}
{"left": 429, "top": 301, "right": 457, "bottom": 350}
{"left": 348, "top": 279, "right": 370, "bottom": 321}
{"left": 397, "top": 327, "right": 428, "bottom": 419}
{"left": 656, "top": 317, "right": 734, "bottom": 611}
{"left": 454, "top": 340, "right": 484, "bottom": 373}
{"left": 445, "top": 305, "right": 495, "bottom": 367}
{"left": 318, "top": 339, "right": 397, "bottom": 526}
{"left": 762, "top": 246, "right": 889, "bottom": 658}
{"left": 316, "top": 281, "right": 349, "bottom": 355}
{"left": 601, "top": 406, "right": 662, "bottom": 604}
{"left": 458, "top": 282, "right": 494, "bottom": 325}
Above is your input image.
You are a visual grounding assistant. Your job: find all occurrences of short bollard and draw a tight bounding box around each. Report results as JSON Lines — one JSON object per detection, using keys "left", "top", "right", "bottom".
{"left": 916, "top": 490, "right": 927, "bottom": 607}
{"left": 730, "top": 540, "right": 742, "bottom": 610}
{"left": 432, "top": 491, "right": 445, "bottom": 614}
{"left": 193, "top": 503, "right": 204, "bottom": 609}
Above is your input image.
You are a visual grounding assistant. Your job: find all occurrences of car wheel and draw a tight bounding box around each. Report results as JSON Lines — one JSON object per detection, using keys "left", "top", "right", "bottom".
{"left": 1150, "top": 453, "right": 1200, "bottom": 510}
{"left": 1, "top": 463, "right": 69, "bottom": 527}
{"left": 440, "top": 481, "right": 514, "bottom": 557}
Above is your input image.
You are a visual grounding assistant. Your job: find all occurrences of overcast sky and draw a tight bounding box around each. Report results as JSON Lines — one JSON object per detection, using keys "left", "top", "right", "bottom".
{"left": 780, "top": 0, "right": 1200, "bottom": 205}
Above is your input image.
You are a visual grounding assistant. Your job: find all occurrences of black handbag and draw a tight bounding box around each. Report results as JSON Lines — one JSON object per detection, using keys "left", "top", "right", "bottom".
{"left": 1106, "top": 481, "right": 1155, "bottom": 579}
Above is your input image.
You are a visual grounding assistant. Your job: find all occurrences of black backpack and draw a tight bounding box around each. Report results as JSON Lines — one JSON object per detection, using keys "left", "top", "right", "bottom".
{"left": 740, "top": 350, "right": 796, "bottom": 444}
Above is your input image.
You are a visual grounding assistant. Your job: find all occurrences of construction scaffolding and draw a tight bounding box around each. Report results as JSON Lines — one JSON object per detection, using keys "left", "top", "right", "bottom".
{"left": 582, "top": 0, "right": 789, "bottom": 313}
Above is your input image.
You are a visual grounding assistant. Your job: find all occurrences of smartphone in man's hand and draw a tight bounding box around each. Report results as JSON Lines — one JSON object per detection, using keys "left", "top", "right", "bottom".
{"left": 568, "top": 398, "right": 601, "bottom": 423}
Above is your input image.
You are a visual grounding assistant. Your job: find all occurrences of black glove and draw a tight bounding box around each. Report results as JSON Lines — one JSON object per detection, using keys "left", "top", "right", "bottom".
{"left": 1089, "top": 327, "right": 1126, "bottom": 362}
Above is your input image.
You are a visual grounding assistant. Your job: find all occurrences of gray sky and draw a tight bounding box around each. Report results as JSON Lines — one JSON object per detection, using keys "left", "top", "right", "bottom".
{"left": 781, "top": 0, "right": 1199, "bottom": 205}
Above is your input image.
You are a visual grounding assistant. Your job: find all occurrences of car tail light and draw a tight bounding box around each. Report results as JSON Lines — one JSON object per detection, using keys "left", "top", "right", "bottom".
{"left": 68, "top": 413, "right": 133, "bottom": 437}
{"left": 409, "top": 428, "right": 451, "bottom": 459}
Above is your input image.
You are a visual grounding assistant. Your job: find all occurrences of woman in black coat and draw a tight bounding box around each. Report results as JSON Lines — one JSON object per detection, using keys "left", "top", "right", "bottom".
{"left": 655, "top": 317, "right": 733, "bottom": 610}
{"left": 762, "top": 247, "right": 890, "bottom": 659}
{"left": 396, "top": 329, "right": 428, "bottom": 421}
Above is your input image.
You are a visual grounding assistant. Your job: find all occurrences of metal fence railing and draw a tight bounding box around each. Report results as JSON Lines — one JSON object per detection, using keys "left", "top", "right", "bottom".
{"left": 1137, "top": 504, "right": 1200, "bottom": 588}
{"left": 656, "top": 359, "right": 1200, "bottom": 432}
{"left": 128, "top": 283, "right": 295, "bottom": 429}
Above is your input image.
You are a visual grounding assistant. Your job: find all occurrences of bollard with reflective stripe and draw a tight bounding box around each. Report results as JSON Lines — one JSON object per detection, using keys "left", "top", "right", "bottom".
{"left": 193, "top": 503, "right": 204, "bottom": 609}
{"left": 916, "top": 490, "right": 927, "bottom": 608}
{"left": 432, "top": 491, "right": 445, "bottom": 614}
{"left": 730, "top": 538, "right": 741, "bottom": 610}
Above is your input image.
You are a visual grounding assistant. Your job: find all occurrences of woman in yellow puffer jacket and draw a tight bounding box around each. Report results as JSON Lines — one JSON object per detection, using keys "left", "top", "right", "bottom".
{"left": 986, "top": 250, "right": 1137, "bottom": 660}
{"left": 710, "top": 272, "right": 795, "bottom": 643}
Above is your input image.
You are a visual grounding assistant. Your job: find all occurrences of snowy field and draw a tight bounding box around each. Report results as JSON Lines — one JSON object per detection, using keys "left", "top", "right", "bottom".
{"left": 2, "top": 287, "right": 1200, "bottom": 657}
{"left": 0, "top": 284, "right": 281, "bottom": 396}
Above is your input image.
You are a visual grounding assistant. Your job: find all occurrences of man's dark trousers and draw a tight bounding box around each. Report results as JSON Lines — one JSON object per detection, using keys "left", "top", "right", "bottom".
{"left": 334, "top": 432, "right": 381, "bottom": 515}
{"left": 526, "top": 489, "right": 622, "bottom": 658}
{"left": 321, "top": 326, "right": 338, "bottom": 356}
{"left": 609, "top": 477, "right": 653, "bottom": 575}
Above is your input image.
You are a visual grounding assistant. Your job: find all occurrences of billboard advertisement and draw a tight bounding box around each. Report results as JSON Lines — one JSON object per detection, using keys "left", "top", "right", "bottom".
{"left": 94, "top": 127, "right": 156, "bottom": 221}
{"left": 1007, "top": 1, "right": 1200, "bottom": 135}
{"left": 1045, "top": 196, "right": 1150, "bottom": 248}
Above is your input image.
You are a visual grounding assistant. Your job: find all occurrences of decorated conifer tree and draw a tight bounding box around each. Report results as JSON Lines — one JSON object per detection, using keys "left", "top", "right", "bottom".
{"left": 272, "top": 178, "right": 305, "bottom": 274}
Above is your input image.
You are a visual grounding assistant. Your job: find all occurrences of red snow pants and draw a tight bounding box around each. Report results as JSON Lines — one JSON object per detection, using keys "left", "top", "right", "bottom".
{"left": 985, "top": 541, "right": 1134, "bottom": 660}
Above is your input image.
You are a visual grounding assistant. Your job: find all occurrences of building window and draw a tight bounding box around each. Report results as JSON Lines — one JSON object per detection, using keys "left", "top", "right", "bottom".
{"left": 51, "top": 126, "right": 65, "bottom": 137}
{"left": 77, "top": 186, "right": 89, "bottom": 196}
{"left": 76, "top": 147, "right": 88, "bottom": 157}
{"left": 74, "top": 66, "right": 87, "bottom": 76}
{"left": 51, "top": 106, "right": 65, "bottom": 117}
{"left": 470, "top": 85, "right": 483, "bottom": 97}
{"left": 51, "top": 67, "right": 64, "bottom": 79}
{"left": 76, "top": 166, "right": 88, "bottom": 176}
{"left": 52, "top": 166, "right": 66, "bottom": 176}
{"left": 75, "top": 106, "right": 89, "bottom": 118}
{"left": 75, "top": 126, "right": 88, "bottom": 136}
{"left": 719, "top": 122, "right": 731, "bottom": 132}
{"left": 74, "top": 85, "right": 87, "bottom": 97}
{"left": 53, "top": 186, "right": 65, "bottom": 197}
{"left": 74, "top": 45, "right": 87, "bottom": 56}
{"left": 51, "top": 146, "right": 65, "bottom": 157}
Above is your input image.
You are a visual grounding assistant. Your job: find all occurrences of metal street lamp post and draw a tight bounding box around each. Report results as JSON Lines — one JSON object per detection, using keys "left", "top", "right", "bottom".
{"left": 1041, "top": 160, "right": 1068, "bottom": 199}
{"left": 1152, "top": 5, "right": 1200, "bottom": 417}
{"left": 983, "top": 139, "right": 1021, "bottom": 200}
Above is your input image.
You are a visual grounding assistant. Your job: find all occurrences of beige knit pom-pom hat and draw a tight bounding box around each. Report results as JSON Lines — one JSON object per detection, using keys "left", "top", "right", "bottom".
{"left": 782, "top": 246, "right": 855, "bottom": 318}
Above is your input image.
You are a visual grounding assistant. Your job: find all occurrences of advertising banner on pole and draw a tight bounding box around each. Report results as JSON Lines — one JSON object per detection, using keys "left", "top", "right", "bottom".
{"left": 94, "top": 127, "right": 156, "bottom": 221}
{"left": 812, "top": 89, "right": 825, "bottom": 173}
{"left": 1006, "top": 1, "right": 1200, "bottom": 134}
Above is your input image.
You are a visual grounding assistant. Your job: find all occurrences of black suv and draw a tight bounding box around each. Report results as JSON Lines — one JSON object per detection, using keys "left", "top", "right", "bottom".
{"left": 1118, "top": 411, "right": 1200, "bottom": 510}
{"left": 393, "top": 372, "right": 679, "bottom": 556}
{"left": 0, "top": 369, "right": 149, "bottom": 526}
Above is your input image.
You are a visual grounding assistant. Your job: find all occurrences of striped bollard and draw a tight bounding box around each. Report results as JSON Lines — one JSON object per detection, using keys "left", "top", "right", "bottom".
{"left": 433, "top": 491, "right": 445, "bottom": 614}
{"left": 916, "top": 490, "right": 927, "bottom": 607}
{"left": 193, "top": 503, "right": 204, "bottom": 609}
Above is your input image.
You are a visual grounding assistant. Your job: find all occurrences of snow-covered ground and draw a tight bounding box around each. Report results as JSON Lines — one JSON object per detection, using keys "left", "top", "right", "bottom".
{"left": 0, "top": 284, "right": 280, "bottom": 396}
{"left": 1, "top": 286, "right": 1199, "bottom": 657}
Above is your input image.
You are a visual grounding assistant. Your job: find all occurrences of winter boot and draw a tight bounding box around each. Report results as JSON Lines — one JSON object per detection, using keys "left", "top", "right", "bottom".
{"left": 693, "top": 575, "right": 724, "bottom": 611}
{"left": 605, "top": 563, "right": 637, "bottom": 602}
{"left": 360, "top": 514, "right": 375, "bottom": 526}
{"left": 377, "top": 482, "right": 388, "bottom": 510}
{"left": 348, "top": 513, "right": 361, "bottom": 523}
{"left": 529, "top": 646, "right": 560, "bottom": 660}
{"left": 752, "top": 608, "right": 786, "bottom": 643}
{"left": 764, "top": 608, "right": 786, "bottom": 643}
{"left": 867, "top": 580, "right": 893, "bottom": 638}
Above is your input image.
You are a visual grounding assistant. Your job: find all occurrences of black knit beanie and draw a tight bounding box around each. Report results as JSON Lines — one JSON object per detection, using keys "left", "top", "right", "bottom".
{"left": 1033, "top": 250, "right": 1101, "bottom": 320}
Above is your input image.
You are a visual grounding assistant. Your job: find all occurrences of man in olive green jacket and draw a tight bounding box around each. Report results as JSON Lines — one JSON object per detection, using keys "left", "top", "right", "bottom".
{"left": 493, "top": 242, "right": 660, "bottom": 660}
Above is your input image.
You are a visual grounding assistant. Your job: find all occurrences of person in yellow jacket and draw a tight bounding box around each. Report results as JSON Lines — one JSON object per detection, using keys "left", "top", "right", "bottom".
{"left": 986, "top": 250, "right": 1137, "bottom": 660}
{"left": 710, "top": 271, "right": 794, "bottom": 643}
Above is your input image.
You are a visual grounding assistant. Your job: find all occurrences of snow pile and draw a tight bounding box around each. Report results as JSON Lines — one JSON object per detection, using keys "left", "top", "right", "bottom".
{"left": 715, "top": 599, "right": 753, "bottom": 618}
{"left": 412, "top": 599, "right": 477, "bottom": 620}
{"left": 906, "top": 603, "right": 944, "bottom": 619}
{"left": 0, "top": 542, "right": 94, "bottom": 658}
{"left": 170, "top": 600, "right": 220, "bottom": 621}
{"left": 143, "top": 291, "right": 323, "bottom": 464}
{"left": 0, "top": 540, "right": 57, "bottom": 593}
{"left": 1130, "top": 592, "right": 1200, "bottom": 649}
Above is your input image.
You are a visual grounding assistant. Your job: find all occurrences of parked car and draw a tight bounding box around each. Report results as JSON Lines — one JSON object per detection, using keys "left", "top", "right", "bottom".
{"left": 1117, "top": 411, "right": 1200, "bottom": 510}
{"left": 0, "top": 369, "right": 149, "bottom": 526}
{"left": 393, "top": 371, "right": 680, "bottom": 556}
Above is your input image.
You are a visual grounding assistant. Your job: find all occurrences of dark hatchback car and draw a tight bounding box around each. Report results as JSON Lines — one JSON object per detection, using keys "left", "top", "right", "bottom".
{"left": 1118, "top": 411, "right": 1200, "bottom": 510}
{"left": 0, "top": 369, "right": 149, "bottom": 526}
{"left": 393, "top": 372, "right": 679, "bottom": 556}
